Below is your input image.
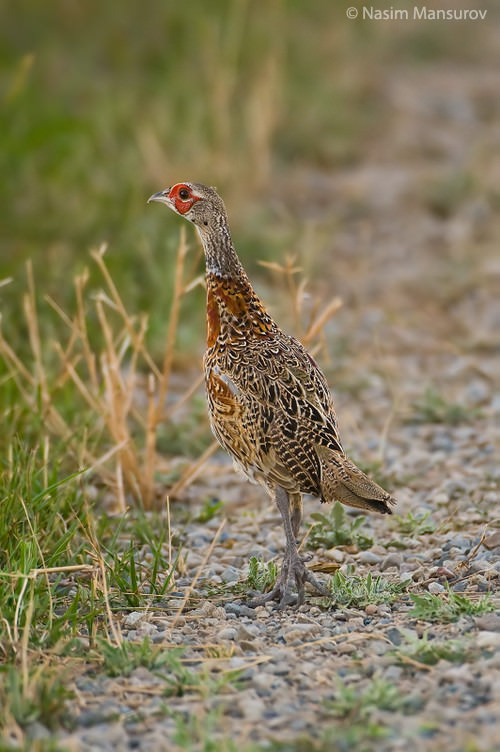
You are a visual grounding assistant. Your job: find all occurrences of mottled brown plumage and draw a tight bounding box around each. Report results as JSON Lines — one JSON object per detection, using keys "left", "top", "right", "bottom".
{"left": 149, "top": 182, "right": 396, "bottom": 608}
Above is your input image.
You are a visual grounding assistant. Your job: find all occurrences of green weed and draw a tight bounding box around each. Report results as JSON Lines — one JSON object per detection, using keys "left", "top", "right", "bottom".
{"left": 394, "top": 630, "right": 476, "bottom": 667}
{"left": 99, "top": 638, "right": 179, "bottom": 677}
{"left": 409, "top": 588, "right": 495, "bottom": 622}
{"left": 423, "top": 171, "right": 475, "bottom": 219}
{"left": 0, "top": 663, "right": 73, "bottom": 732}
{"left": 308, "top": 502, "right": 373, "bottom": 552}
{"left": 409, "top": 388, "right": 473, "bottom": 426}
{"left": 197, "top": 498, "right": 224, "bottom": 524}
{"left": 247, "top": 556, "right": 279, "bottom": 593}
{"left": 326, "top": 570, "right": 410, "bottom": 609}
{"left": 326, "top": 677, "right": 405, "bottom": 718}
{"left": 172, "top": 709, "right": 246, "bottom": 752}
{"left": 318, "top": 678, "right": 410, "bottom": 749}
{"left": 392, "top": 511, "right": 436, "bottom": 536}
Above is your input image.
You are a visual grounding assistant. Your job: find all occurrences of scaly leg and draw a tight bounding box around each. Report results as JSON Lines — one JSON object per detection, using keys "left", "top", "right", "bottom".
{"left": 247, "top": 486, "right": 329, "bottom": 609}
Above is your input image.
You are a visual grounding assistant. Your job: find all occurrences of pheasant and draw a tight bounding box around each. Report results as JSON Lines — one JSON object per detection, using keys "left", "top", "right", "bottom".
{"left": 149, "top": 182, "right": 396, "bottom": 608}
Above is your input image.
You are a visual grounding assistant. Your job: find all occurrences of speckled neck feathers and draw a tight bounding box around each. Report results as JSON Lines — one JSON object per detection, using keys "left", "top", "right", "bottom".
{"left": 196, "top": 211, "right": 245, "bottom": 280}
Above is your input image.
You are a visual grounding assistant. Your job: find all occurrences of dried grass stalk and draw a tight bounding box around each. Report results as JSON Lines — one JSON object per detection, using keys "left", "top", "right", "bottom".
{"left": 0, "top": 239, "right": 209, "bottom": 509}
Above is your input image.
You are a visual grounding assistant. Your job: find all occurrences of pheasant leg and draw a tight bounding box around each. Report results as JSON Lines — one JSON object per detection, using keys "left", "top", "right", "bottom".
{"left": 247, "top": 487, "right": 330, "bottom": 609}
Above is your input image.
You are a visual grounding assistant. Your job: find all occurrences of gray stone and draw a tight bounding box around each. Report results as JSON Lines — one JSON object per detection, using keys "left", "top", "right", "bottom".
{"left": 381, "top": 552, "right": 402, "bottom": 571}
{"left": 123, "top": 610, "right": 147, "bottom": 628}
{"left": 221, "top": 565, "right": 241, "bottom": 583}
{"left": 359, "top": 551, "right": 382, "bottom": 564}
{"left": 428, "top": 581, "right": 446, "bottom": 594}
{"left": 217, "top": 626, "right": 238, "bottom": 641}
{"left": 475, "top": 613, "right": 500, "bottom": 632}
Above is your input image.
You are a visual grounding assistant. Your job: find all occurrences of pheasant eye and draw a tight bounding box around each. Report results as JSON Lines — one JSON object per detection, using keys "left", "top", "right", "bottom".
{"left": 178, "top": 188, "right": 190, "bottom": 200}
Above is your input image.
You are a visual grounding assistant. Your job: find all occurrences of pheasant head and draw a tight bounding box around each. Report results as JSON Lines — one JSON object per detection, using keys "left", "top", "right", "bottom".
{"left": 149, "top": 182, "right": 243, "bottom": 278}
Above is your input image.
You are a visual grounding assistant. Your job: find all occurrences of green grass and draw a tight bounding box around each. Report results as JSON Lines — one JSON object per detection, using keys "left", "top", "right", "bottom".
{"left": 409, "top": 588, "right": 495, "bottom": 623}
{"left": 392, "top": 511, "right": 436, "bottom": 536}
{"left": 318, "top": 678, "right": 412, "bottom": 749}
{"left": 0, "top": 663, "right": 74, "bottom": 733}
{"left": 409, "top": 388, "right": 476, "bottom": 426}
{"left": 394, "top": 630, "right": 477, "bottom": 667}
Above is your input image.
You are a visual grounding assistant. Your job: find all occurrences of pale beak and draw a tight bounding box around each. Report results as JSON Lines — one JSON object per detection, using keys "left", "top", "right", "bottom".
{"left": 147, "top": 189, "right": 172, "bottom": 205}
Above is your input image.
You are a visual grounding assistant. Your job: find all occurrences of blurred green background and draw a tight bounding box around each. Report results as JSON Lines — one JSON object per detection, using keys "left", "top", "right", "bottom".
{"left": 1, "top": 0, "right": 498, "bottom": 359}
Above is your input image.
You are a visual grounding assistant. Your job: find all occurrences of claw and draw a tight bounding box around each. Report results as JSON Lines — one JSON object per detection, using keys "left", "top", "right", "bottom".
{"left": 246, "top": 553, "right": 328, "bottom": 610}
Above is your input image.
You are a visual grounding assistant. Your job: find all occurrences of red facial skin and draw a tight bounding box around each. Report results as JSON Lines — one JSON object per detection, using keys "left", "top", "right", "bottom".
{"left": 168, "top": 183, "right": 201, "bottom": 215}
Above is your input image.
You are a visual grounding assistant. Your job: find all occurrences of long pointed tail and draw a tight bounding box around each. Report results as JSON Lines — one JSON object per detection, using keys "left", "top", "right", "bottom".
{"left": 318, "top": 449, "right": 396, "bottom": 514}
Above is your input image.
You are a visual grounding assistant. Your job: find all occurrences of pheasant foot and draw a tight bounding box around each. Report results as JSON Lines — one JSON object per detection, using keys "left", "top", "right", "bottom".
{"left": 247, "top": 551, "right": 329, "bottom": 609}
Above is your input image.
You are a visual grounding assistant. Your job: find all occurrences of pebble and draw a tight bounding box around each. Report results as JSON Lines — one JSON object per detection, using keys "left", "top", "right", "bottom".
{"left": 475, "top": 613, "right": 500, "bottom": 632}
{"left": 380, "top": 552, "right": 402, "bottom": 570}
{"left": 476, "top": 631, "right": 500, "bottom": 649}
{"left": 240, "top": 690, "right": 267, "bottom": 721}
{"left": 359, "top": 551, "right": 382, "bottom": 564}
{"left": 217, "top": 627, "right": 238, "bottom": 641}
{"left": 225, "top": 602, "right": 256, "bottom": 618}
{"left": 324, "top": 548, "right": 345, "bottom": 563}
{"left": 220, "top": 565, "right": 241, "bottom": 582}
{"left": 428, "top": 581, "right": 446, "bottom": 594}
{"left": 123, "top": 611, "right": 147, "bottom": 628}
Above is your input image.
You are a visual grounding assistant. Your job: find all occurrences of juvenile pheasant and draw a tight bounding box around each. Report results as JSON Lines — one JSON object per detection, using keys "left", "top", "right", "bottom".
{"left": 149, "top": 182, "right": 396, "bottom": 608}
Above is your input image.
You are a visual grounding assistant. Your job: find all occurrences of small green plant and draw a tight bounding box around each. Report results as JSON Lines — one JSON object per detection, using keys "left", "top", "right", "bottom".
{"left": 247, "top": 556, "right": 278, "bottom": 593}
{"left": 409, "top": 588, "right": 495, "bottom": 623}
{"left": 423, "top": 171, "right": 474, "bottom": 219}
{"left": 172, "top": 708, "right": 248, "bottom": 752}
{"left": 308, "top": 502, "right": 373, "bottom": 551}
{"left": 392, "top": 511, "right": 436, "bottom": 536}
{"left": 326, "top": 677, "right": 405, "bottom": 718}
{"left": 0, "top": 663, "right": 73, "bottom": 731}
{"left": 99, "top": 637, "right": 180, "bottom": 677}
{"left": 197, "top": 497, "right": 224, "bottom": 523}
{"left": 409, "top": 388, "right": 473, "bottom": 425}
{"left": 302, "top": 678, "right": 413, "bottom": 751}
{"left": 395, "top": 630, "right": 475, "bottom": 667}
{"left": 326, "top": 570, "right": 410, "bottom": 609}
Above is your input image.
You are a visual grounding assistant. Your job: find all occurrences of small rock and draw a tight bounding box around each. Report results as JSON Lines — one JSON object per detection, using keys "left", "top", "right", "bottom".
{"left": 324, "top": 548, "right": 345, "bottom": 563}
{"left": 281, "top": 622, "right": 320, "bottom": 644}
{"left": 386, "top": 627, "right": 403, "bottom": 645}
{"left": 225, "top": 602, "right": 256, "bottom": 618}
{"left": 359, "top": 551, "right": 382, "bottom": 565}
{"left": 484, "top": 531, "right": 500, "bottom": 551}
{"left": 237, "top": 624, "right": 261, "bottom": 642}
{"left": 221, "top": 565, "right": 241, "bottom": 583}
{"left": 365, "top": 604, "right": 378, "bottom": 616}
{"left": 217, "top": 627, "right": 238, "bottom": 642}
{"left": 475, "top": 613, "right": 500, "bottom": 632}
{"left": 428, "top": 582, "right": 446, "bottom": 594}
{"left": 384, "top": 665, "right": 403, "bottom": 681}
{"left": 240, "top": 691, "right": 266, "bottom": 721}
{"left": 380, "top": 553, "right": 402, "bottom": 571}
{"left": 434, "top": 566, "right": 456, "bottom": 580}
{"left": 337, "top": 642, "right": 356, "bottom": 655}
{"left": 124, "top": 610, "right": 147, "bottom": 628}
{"left": 433, "top": 492, "right": 450, "bottom": 506}
{"left": 476, "top": 631, "right": 500, "bottom": 649}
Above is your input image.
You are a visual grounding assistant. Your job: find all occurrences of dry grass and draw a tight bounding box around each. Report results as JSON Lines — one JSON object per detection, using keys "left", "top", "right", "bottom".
{"left": 0, "top": 234, "right": 217, "bottom": 510}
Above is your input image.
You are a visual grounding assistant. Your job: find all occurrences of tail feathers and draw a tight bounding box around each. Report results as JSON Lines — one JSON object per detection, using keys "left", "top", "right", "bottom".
{"left": 318, "top": 450, "right": 396, "bottom": 515}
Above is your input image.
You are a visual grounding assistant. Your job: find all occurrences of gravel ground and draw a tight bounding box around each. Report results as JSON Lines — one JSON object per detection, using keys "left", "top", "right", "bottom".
{"left": 36, "top": 45, "right": 500, "bottom": 752}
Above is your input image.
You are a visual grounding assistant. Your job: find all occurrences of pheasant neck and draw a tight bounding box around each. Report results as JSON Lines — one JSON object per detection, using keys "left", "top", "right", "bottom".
{"left": 196, "top": 214, "right": 246, "bottom": 280}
